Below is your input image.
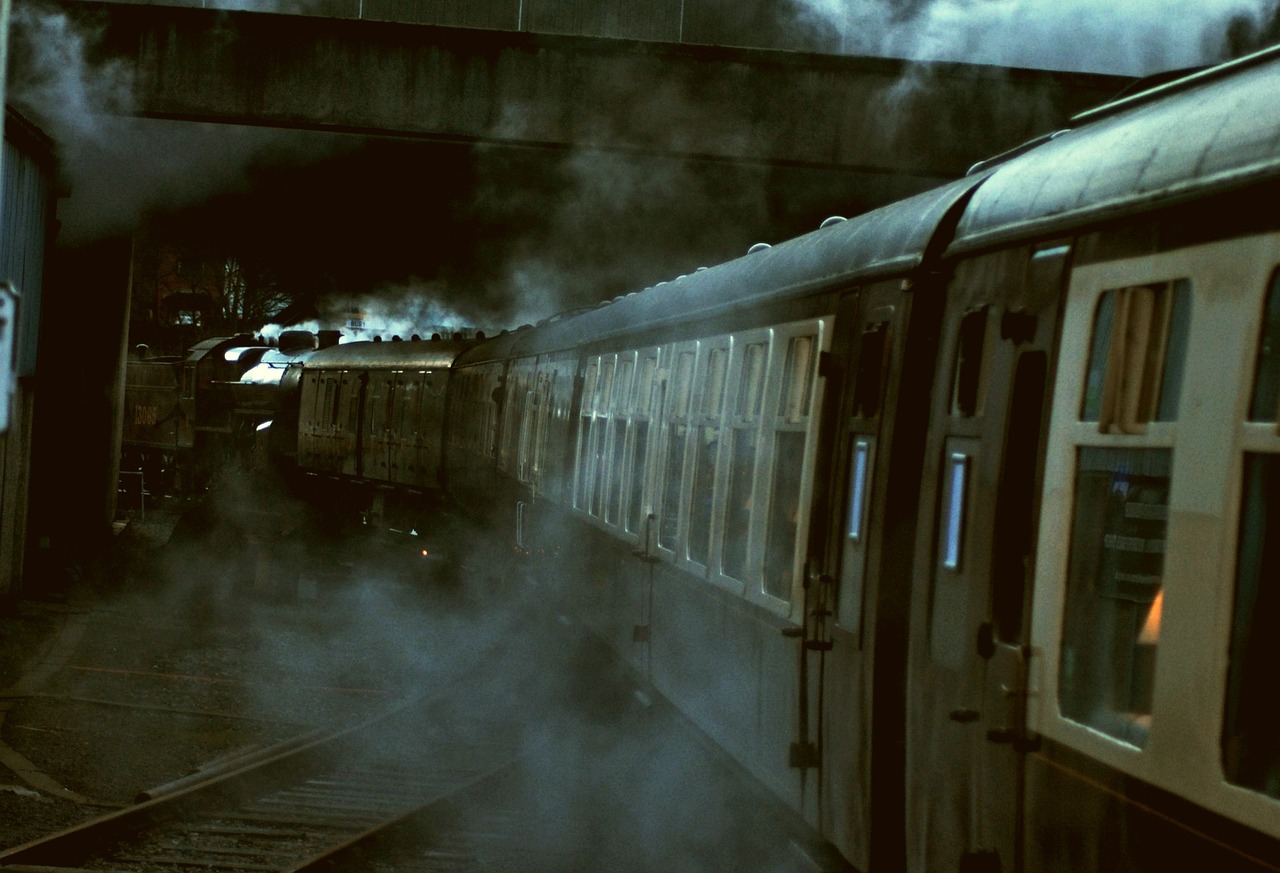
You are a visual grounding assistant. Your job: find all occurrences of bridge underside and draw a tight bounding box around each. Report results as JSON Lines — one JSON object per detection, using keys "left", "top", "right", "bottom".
{"left": 66, "top": 2, "right": 1126, "bottom": 185}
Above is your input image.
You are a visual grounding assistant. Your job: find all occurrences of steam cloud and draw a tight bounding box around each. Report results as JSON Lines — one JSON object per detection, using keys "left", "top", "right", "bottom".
{"left": 457, "top": 148, "right": 786, "bottom": 329}
{"left": 786, "top": 0, "right": 1280, "bottom": 75}
{"left": 6, "top": 1, "right": 354, "bottom": 246}
{"left": 259, "top": 283, "right": 484, "bottom": 343}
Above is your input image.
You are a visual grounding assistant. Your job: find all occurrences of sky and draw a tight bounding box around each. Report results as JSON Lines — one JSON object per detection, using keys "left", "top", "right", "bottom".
{"left": 786, "top": 0, "right": 1280, "bottom": 75}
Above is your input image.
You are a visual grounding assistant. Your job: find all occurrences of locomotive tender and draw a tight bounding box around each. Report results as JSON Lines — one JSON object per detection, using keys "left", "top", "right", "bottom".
{"left": 207, "top": 45, "right": 1280, "bottom": 873}
{"left": 429, "top": 47, "right": 1280, "bottom": 873}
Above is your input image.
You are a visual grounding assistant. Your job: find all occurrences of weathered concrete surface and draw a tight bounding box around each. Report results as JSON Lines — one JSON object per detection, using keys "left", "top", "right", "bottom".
{"left": 60, "top": 1, "right": 1129, "bottom": 182}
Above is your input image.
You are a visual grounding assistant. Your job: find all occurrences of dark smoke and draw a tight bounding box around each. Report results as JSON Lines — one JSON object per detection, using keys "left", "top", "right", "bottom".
{"left": 6, "top": 0, "right": 356, "bottom": 246}
{"left": 458, "top": 147, "right": 783, "bottom": 326}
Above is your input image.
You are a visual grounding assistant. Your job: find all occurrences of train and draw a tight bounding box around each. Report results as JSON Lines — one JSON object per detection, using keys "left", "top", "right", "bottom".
{"left": 119, "top": 329, "right": 326, "bottom": 503}
{"left": 139, "top": 44, "right": 1280, "bottom": 873}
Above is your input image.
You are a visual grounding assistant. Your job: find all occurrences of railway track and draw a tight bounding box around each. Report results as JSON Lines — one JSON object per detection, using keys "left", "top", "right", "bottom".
{"left": 0, "top": 589, "right": 549, "bottom": 873}
{"left": 0, "top": 690, "right": 525, "bottom": 873}
{"left": 0, "top": 582, "right": 846, "bottom": 873}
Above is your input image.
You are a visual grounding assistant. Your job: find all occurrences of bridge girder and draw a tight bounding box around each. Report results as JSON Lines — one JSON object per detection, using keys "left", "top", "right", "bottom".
{"left": 60, "top": 1, "right": 1128, "bottom": 185}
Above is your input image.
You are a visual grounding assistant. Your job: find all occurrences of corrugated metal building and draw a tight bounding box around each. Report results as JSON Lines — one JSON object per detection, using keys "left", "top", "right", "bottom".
{"left": 0, "top": 107, "right": 58, "bottom": 603}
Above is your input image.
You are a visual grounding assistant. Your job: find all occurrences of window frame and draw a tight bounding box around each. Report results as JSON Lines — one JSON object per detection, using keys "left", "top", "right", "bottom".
{"left": 1029, "top": 235, "right": 1280, "bottom": 840}
{"left": 751, "top": 320, "right": 828, "bottom": 615}
{"left": 715, "top": 330, "right": 773, "bottom": 593}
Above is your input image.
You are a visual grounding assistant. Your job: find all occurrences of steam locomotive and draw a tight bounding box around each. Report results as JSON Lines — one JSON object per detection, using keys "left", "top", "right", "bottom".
{"left": 155, "top": 43, "right": 1280, "bottom": 873}
{"left": 120, "top": 330, "right": 324, "bottom": 502}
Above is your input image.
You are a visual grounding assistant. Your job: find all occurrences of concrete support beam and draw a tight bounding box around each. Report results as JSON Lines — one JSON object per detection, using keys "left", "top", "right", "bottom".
{"left": 63, "top": 1, "right": 1128, "bottom": 181}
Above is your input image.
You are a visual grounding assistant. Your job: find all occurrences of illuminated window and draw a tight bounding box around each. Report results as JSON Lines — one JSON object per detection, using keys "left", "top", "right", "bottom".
{"left": 1058, "top": 447, "right": 1169, "bottom": 748}
{"left": 941, "top": 452, "right": 969, "bottom": 571}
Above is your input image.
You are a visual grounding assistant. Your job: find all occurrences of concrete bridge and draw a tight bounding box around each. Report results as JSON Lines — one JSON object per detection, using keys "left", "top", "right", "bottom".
{"left": 64, "top": 1, "right": 1128, "bottom": 190}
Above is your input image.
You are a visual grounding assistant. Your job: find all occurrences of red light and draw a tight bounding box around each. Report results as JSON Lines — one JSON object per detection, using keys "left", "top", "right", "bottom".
{"left": 420, "top": 549, "right": 429, "bottom": 557}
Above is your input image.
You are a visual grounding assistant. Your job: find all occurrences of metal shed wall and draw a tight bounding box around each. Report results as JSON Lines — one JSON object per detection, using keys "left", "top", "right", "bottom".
{"left": 1, "top": 110, "right": 54, "bottom": 377}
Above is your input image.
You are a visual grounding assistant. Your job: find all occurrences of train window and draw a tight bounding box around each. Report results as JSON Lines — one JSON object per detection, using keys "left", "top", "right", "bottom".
{"left": 852, "top": 323, "right": 889, "bottom": 419}
{"left": 574, "top": 360, "right": 599, "bottom": 511}
{"left": 722, "top": 341, "right": 769, "bottom": 581}
{"left": 781, "top": 336, "right": 815, "bottom": 422}
{"left": 738, "top": 343, "right": 767, "bottom": 417}
{"left": 502, "top": 365, "right": 536, "bottom": 474}
{"left": 940, "top": 452, "right": 969, "bottom": 570}
{"left": 721, "top": 427, "right": 757, "bottom": 581}
{"left": 321, "top": 378, "right": 337, "bottom": 426}
{"left": 837, "top": 433, "right": 876, "bottom": 631}
{"left": 763, "top": 334, "right": 818, "bottom": 601}
{"left": 476, "top": 373, "right": 490, "bottom": 451}
{"left": 589, "top": 358, "right": 617, "bottom": 517}
{"left": 386, "top": 377, "right": 402, "bottom": 433}
{"left": 516, "top": 382, "right": 537, "bottom": 483}
{"left": 1079, "top": 281, "right": 1191, "bottom": 431}
{"left": 688, "top": 345, "right": 728, "bottom": 566}
{"left": 635, "top": 355, "right": 658, "bottom": 416}
{"left": 704, "top": 347, "right": 729, "bottom": 416}
{"left": 530, "top": 370, "right": 557, "bottom": 490}
{"left": 1247, "top": 270, "right": 1280, "bottom": 421}
{"left": 604, "top": 355, "right": 635, "bottom": 526}
{"left": 658, "top": 349, "right": 696, "bottom": 551}
{"left": 625, "top": 354, "right": 660, "bottom": 535}
{"left": 847, "top": 438, "right": 872, "bottom": 541}
{"left": 1058, "top": 447, "right": 1170, "bottom": 748}
{"left": 1222, "top": 453, "right": 1280, "bottom": 799}
{"left": 951, "top": 307, "right": 989, "bottom": 417}
{"left": 764, "top": 430, "right": 805, "bottom": 600}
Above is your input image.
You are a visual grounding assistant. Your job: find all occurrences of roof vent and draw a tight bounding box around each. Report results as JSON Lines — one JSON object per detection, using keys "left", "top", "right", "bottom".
{"left": 820, "top": 216, "right": 847, "bottom": 228}
{"left": 748, "top": 243, "right": 771, "bottom": 254}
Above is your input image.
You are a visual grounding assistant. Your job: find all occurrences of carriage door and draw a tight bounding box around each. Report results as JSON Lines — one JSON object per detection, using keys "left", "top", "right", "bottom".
{"left": 916, "top": 244, "right": 1066, "bottom": 873}
{"left": 810, "top": 279, "right": 920, "bottom": 873}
